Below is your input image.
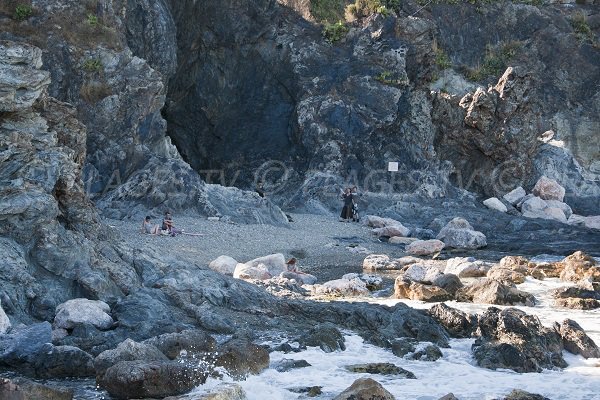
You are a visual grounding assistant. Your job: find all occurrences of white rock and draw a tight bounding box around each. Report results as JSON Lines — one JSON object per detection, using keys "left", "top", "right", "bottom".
{"left": 567, "top": 214, "right": 587, "bottom": 226}
{"left": 280, "top": 271, "right": 317, "bottom": 285}
{"left": 313, "top": 278, "right": 370, "bottom": 297}
{"left": 208, "top": 255, "right": 238, "bottom": 276}
{"left": 544, "top": 207, "right": 567, "bottom": 223}
{"left": 342, "top": 273, "right": 384, "bottom": 290}
{"left": 503, "top": 187, "right": 526, "bottom": 205}
{"left": 372, "top": 224, "right": 410, "bottom": 238}
{"left": 54, "top": 299, "right": 113, "bottom": 330}
{"left": 483, "top": 197, "right": 507, "bottom": 213}
{"left": 362, "top": 254, "right": 400, "bottom": 271}
{"left": 233, "top": 263, "right": 271, "bottom": 280}
{"left": 388, "top": 237, "right": 417, "bottom": 245}
{"left": 532, "top": 175, "right": 566, "bottom": 201}
{"left": 545, "top": 200, "right": 573, "bottom": 219}
{"left": 244, "top": 253, "right": 286, "bottom": 276}
{"left": 445, "top": 257, "right": 491, "bottom": 278}
{"left": 521, "top": 196, "right": 549, "bottom": 218}
{"left": 0, "top": 299, "right": 10, "bottom": 334}
{"left": 365, "top": 215, "right": 403, "bottom": 228}
{"left": 436, "top": 218, "right": 487, "bottom": 249}
{"left": 402, "top": 264, "right": 443, "bottom": 283}
{"left": 585, "top": 216, "right": 600, "bottom": 230}
{"left": 405, "top": 239, "right": 445, "bottom": 256}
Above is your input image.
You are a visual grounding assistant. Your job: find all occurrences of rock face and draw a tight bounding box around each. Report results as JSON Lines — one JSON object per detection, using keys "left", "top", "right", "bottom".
{"left": 332, "top": 377, "right": 395, "bottom": 400}
{"left": 436, "top": 218, "right": 487, "bottom": 249}
{"left": 472, "top": 307, "right": 566, "bottom": 373}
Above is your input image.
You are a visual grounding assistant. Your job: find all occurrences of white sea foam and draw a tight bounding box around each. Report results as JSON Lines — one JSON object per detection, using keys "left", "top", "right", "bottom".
{"left": 194, "top": 277, "right": 600, "bottom": 399}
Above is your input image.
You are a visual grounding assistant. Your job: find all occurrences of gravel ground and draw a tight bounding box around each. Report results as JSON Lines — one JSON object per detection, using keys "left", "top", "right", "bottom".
{"left": 106, "top": 213, "right": 408, "bottom": 282}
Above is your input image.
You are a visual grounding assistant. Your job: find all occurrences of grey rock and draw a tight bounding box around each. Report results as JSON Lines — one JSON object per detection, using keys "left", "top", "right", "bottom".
{"left": 332, "top": 377, "right": 395, "bottom": 400}
{"left": 272, "top": 358, "right": 311, "bottom": 372}
{"left": 432, "top": 274, "right": 464, "bottom": 296}
{"left": 391, "top": 338, "right": 418, "bottom": 358}
{"left": 500, "top": 389, "right": 551, "bottom": 400}
{"left": 0, "top": 322, "right": 52, "bottom": 371}
{"left": 345, "top": 363, "right": 416, "bottom": 378}
{"left": 0, "top": 377, "right": 73, "bottom": 400}
{"left": 0, "top": 300, "right": 10, "bottom": 334}
{"left": 436, "top": 218, "right": 487, "bottom": 249}
{"left": 214, "top": 338, "right": 270, "bottom": 379}
{"left": 94, "top": 338, "right": 169, "bottom": 379}
{"left": 555, "top": 319, "right": 600, "bottom": 359}
{"left": 411, "top": 344, "right": 443, "bottom": 361}
{"left": 457, "top": 279, "right": 536, "bottom": 307}
{"left": 142, "top": 329, "right": 216, "bottom": 360}
{"left": 428, "top": 303, "right": 475, "bottom": 338}
{"left": 31, "top": 343, "right": 94, "bottom": 379}
{"left": 503, "top": 187, "right": 527, "bottom": 206}
{"left": 302, "top": 323, "right": 346, "bottom": 353}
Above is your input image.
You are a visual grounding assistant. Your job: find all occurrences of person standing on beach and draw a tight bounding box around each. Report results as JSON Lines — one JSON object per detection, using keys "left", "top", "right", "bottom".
{"left": 340, "top": 187, "right": 354, "bottom": 222}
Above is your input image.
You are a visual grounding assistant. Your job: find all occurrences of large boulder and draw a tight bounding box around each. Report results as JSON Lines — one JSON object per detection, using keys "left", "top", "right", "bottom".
{"left": 428, "top": 303, "right": 475, "bottom": 338}
{"left": 0, "top": 377, "right": 73, "bottom": 400}
{"left": 233, "top": 263, "right": 271, "bottom": 280}
{"left": 215, "top": 338, "right": 270, "bottom": 379}
{"left": 208, "top": 255, "right": 238, "bottom": 276}
{"left": 432, "top": 274, "right": 464, "bottom": 297}
{"left": 31, "top": 344, "right": 94, "bottom": 379}
{"left": 345, "top": 363, "right": 415, "bottom": 378}
{"left": 483, "top": 197, "right": 507, "bottom": 213}
{"left": 372, "top": 225, "right": 410, "bottom": 238}
{"left": 558, "top": 251, "right": 600, "bottom": 283}
{"left": 332, "top": 377, "right": 395, "bottom": 400}
{"left": 444, "top": 257, "right": 491, "bottom": 278}
{"left": 521, "top": 196, "right": 567, "bottom": 222}
{"left": 53, "top": 299, "right": 114, "bottom": 331}
{"left": 143, "top": 330, "right": 216, "bottom": 360}
{"left": 302, "top": 323, "right": 346, "bottom": 353}
{"left": 456, "top": 279, "right": 535, "bottom": 306}
{"left": 405, "top": 239, "right": 445, "bottom": 256}
{"left": 436, "top": 217, "right": 487, "bottom": 249}
{"left": 394, "top": 278, "right": 452, "bottom": 302}
{"left": 243, "top": 253, "right": 287, "bottom": 276}
{"left": 554, "top": 319, "right": 600, "bottom": 359}
{"left": 402, "top": 263, "right": 444, "bottom": 284}
{"left": 472, "top": 307, "right": 566, "bottom": 373}
{"left": 313, "top": 277, "right": 370, "bottom": 297}
{"left": 94, "top": 339, "right": 169, "bottom": 379}
{"left": 503, "top": 187, "right": 526, "bottom": 205}
{"left": 98, "top": 360, "right": 207, "bottom": 399}
{"left": 363, "top": 254, "right": 411, "bottom": 271}
{"left": 0, "top": 322, "right": 52, "bottom": 372}
{"left": 532, "top": 175, "right": 565, "bottom": 201}
{"left": 486, "top": 257, "right": 528, "bottom": 284}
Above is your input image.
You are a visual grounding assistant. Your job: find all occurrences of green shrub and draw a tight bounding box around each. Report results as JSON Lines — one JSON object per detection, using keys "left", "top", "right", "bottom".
{"left": 82, "top": 58, "right": 103, "bottom": 73}
{"left": 375, "top": 70, "right": 407, "bottom": 86}
{"left": 466, "top": 41, "right": 521, "bottom": 81}
{"left": 346, "top": 0, "right": 399, "bottom": 18}
{"left": 14, "top": 4, "right": 33, "bottom": 21}
{"left": 87, "top": 13, "right": 98, "bottom": 26}
{"left": 310, "top": 0, "right": 345, "bottom": 23}
{"left": 571, "top": 12, "right": 594, "bottom": 42}
{"left": 434, "top": 47, "right": 452, "bottom": 70}
{"left": 323, "top": 21, "right": 349, "bottom": 42}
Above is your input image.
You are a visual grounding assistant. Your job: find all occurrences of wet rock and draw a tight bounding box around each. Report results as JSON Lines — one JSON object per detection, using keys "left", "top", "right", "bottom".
{"left": 428, "top": 303, "right": 475, "bottom": 338}
{"left": 532, "top": 176, "right": 565, "bottom": 202}
{"left": 94, "top": 338, "right": 169, "bottom": 379}
{"left": 313, "top": 277, "right": 370, "bottom": 297}
{"left": 208, "top": 256, "right": 238, "bottom": 276}
{"left": 558, "top": 251, "right": 600, "bottom": 283}
{"left": 272, "top": 358, "right": 311, "bottom": 372}
{"left": 444, "top": 257, "right": 491, "bottom": 278}
{"left": 457, "top": 279, "right": 535, "bottom": 306}
{"left": 142, "top": 330, "right": 216, "bottom": 360}
{"left": 406, "top": 239, "right": 445, "bottom": 256}
{"left": 500, "top": 389, "right": 551, "bottom": 400}
{"left": 554, "top": 319, "right": 600, "bottom": 359}
{"left": 332, "top": 377, "right": 395, "bottom": 400}
{"left": 0, "top": 377, "right": 73, "bottom": 400}
{"left": 438, "top": 394, "right": 459, "bottom": 400}
{"left": 483, "top": 197, "right": 507, "bottom": 213}
{"left": 388, "top": 308, "right": 450, "bottom": 348}
{"left": 391, "top": 338, "right": 418, "bottom": 358}
{"left": 436, "top": 217, "right": 487, "bottom": 249}
{"left": 98, "top": 360, "right": 208, "bottom": 399}
{"left": 302, "top": 323, "right": 346, "bottom": 353}
{"left": 472, "top": 307, "right": 566, "bottom": 373}
{"left": 215, "top": 338, "right": 269, "bottom": 379}
{"left": 287, "top": 386, "right": 322, "bottom": 397}
{"left": 53, "top": 299, "right": 113, "bottom": 331}
{"left": 411, "top": 344, "right": 443, "bottom": 361}
{"left": 345, "top": 363, "right": 416, "bottom": 378}
{"left": 503, "top": 187, "right": 526, "bottom": 205}
{"left": 31, "top": 343, "right": 94, "bottom": 379}
{"left": 394, "top": 278, "right": 452, "bottom": 302}
{"left": 165, "top": 383, "right": 247, "bottom": 399}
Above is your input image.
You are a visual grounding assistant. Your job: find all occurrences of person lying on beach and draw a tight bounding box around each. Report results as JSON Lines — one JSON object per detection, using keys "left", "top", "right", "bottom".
{"left": 141, "top": 216, "right": 160, "bottom": 235}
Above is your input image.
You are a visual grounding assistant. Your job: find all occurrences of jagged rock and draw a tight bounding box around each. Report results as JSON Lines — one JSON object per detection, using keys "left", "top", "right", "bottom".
{"left": 428, "top": 303, "right": 475, "bottom": 338}
{"left": 394, "top": 278, "right": 452, "bottom": 302}
{"left": 391, "top": 338, "right": 418, "bottom": 358}
{"left": 500, "top": 390, "right": 551, "bottom": 400}
{"left": 208, "top": 255, "right": 238, "bottom": 276}
{"left": 342, "top": 273, "right": 384, "bottom": 291}
{"left": 472, "top": 307, "right": 566, "bottom": 373}
{"left": 406, "top": 239, "right": 445, "bottom": 256}
{"left": 503, "top": 187, "right": 526, "bottom": 205}
{"left": 554, "top": 298, "right": 600, "bottom": 310}
{"left": 444, "top": 257, "right": 491, "bottom": 278}
{"left": 363, "top": 254, "right": 416, "bottom": 271}
{"left": 0, "top": 322, "right": 52, "bottom": 373}
{"left": 31, "top": 343, "right": 94, "bottom": 379}
{"left": 0, "top": 377, "right": 73, "bottom": 400}
{"left": 98, "top": 360, "right": 208, "bottom": 399}
{"left": 53, "top": 299, "right": 114, "bottom": 331}
{"left": 94, "top": 339, "right": 169, "bottom": 379}
{"left": 554, "top": 319, "right": 600, "bottom": 359}
{"left": 483, "top": 197, "right": 507, "bottom": 213}
{"left": 432, "top": 274, "right": 463, "bottom": 296}
{"left": 532, "top": 176, "right": 565, "bottom": 202}
{"left": 313, "top": 277, "right": 370, "bottom": 297}
{"left": 402, "top": 263, "right": 444, "bottom": 284}
{"left": 558, "top": 251, "right": 600, "bottom": 283}
{"left": 272, "top": 359, "right": 311, "bottom": 372}
{"left": 487, "top": 258, "right": 528, "bottom": 284}
{"left": 345, "top": 363, "right": 416, "bottom": 378}
{"left": 302, "top": 323, "right": 345, "bottom": 353}
{"left": 215, "top": 338, "right": 269, "bottom": 379}
{"left": 456, "top": 279, "right": 535, "bottom": 306}
{"left": 436, "top": 218, "right": 487, "bottom": 249}
{"left": 411, "top": 344, "right": 443, "bottom": 361}
{"left": 332, "top": 377, "right": 395, "bottom": 400}
{"left": 438, "top": 394, "right": 459, "bottom": 400}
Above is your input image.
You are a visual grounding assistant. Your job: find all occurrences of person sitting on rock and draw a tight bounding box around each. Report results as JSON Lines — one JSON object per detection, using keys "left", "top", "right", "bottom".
{"left": 162, "top": 211, "right": 183, "bottom": 236}
{"left": 141, "top": 216, "right": 160, "bottom": 235}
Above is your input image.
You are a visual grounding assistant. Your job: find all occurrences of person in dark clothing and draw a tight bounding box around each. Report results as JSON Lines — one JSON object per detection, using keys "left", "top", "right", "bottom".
{"left": 162, "top": 211, "right": 182, "bottom": 236}
{"left": 340, "top": 188, "right": 354, "bottom": 222}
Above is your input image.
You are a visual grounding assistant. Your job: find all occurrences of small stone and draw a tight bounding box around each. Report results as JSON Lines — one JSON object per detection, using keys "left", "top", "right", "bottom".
{"left": 483, "top": 197, "right": 507, "bottom": 213}
{"left": 532, "top": 175, "right": 565, "bottom": 202}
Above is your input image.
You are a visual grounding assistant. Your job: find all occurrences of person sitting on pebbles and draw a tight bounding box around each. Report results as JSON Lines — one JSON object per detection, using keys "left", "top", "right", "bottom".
{"left": 162, "top": 211, "right": 183, "bottom": 236}
{"left": 141, "top": 216, "right": 160, "bottom": 235}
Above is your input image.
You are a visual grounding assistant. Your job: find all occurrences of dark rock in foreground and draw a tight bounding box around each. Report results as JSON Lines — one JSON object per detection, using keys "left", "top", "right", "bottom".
{"left": 345, "top": 363, "right": 416, "bottom": 378}
{"left": 332, "top": 377, "right": 395, "bottom": 400}
{"left": 0, "top": 377, "right": 73, "bottom": 400}
{"left": 498, "top": 389, "right": 551, "bottom": 400}
{"left": 555, "top": 319, "right": 600, "bottom": 359}
{"left": 214, "top": 338, "right": 270, "bottom": 379}
{"left": 428, "top": 303, "right": 475, "bottom": 339}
